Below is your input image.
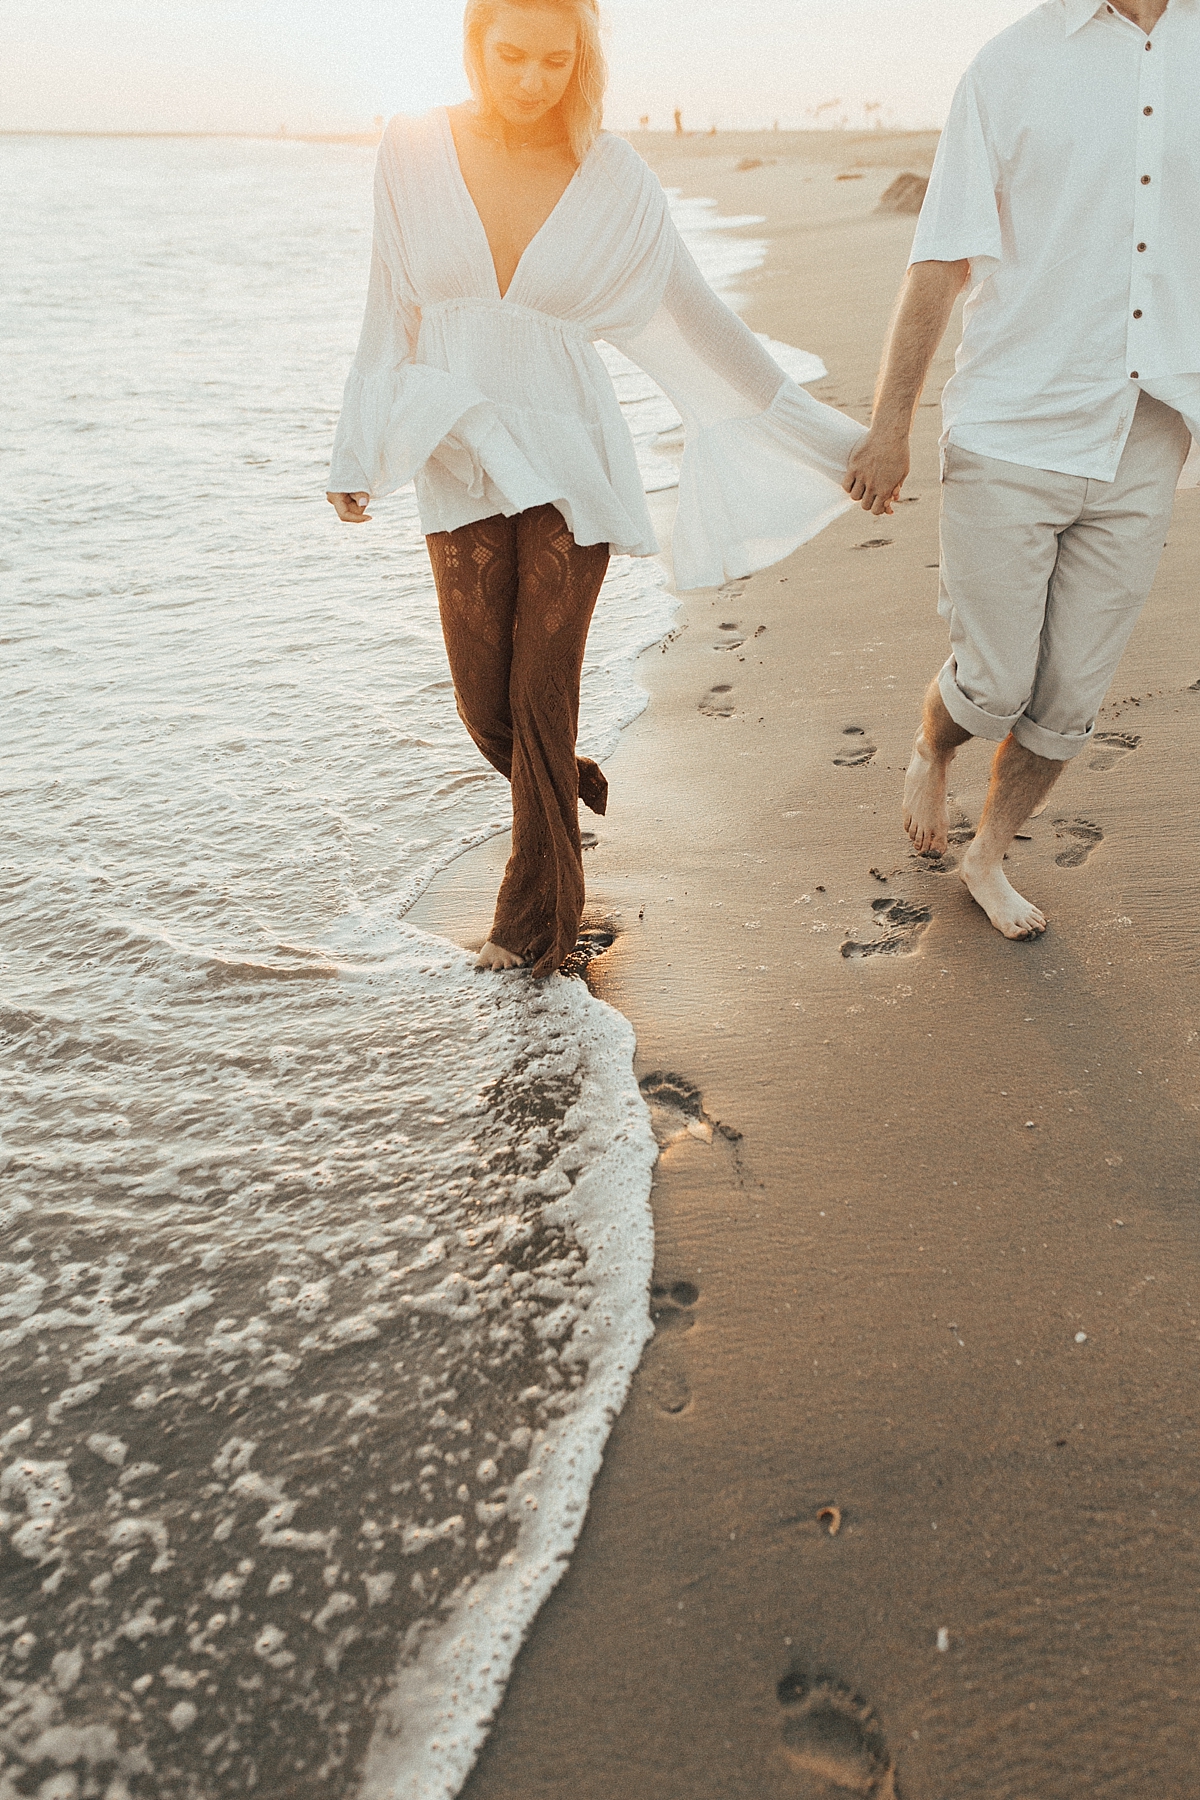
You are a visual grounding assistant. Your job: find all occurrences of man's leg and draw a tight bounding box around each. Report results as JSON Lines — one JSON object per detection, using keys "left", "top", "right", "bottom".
{"left": 958, "top": 737, "right": 1065, "bottom": 938}
{"left": 960, "top": 392, "right": 1190, "bottom": 939}
{"left": 902, "top": 676, "right": 972, "bottom": 855}
{"left": 914, "top": 444, "right": 1083, "bottom": 932}
{"left": 902, "top": 671, "right": 1064, "bottom": 936}
{"left": 905, "top": 444, "right": 1075, "bottom": 858}
{"left": 1012, "top": 390, "right": 1191, "bottom": 766}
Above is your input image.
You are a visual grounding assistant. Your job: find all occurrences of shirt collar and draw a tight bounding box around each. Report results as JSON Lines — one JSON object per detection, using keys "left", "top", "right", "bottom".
{"left": 1066, "top": 0, "right": 1189, "bottom": 33}
{"left": 1064, "top": 0, "right": 1107, "bottom": 32}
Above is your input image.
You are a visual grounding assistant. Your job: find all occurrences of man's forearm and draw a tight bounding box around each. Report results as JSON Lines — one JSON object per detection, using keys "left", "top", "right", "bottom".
{"left": 844, "top": 259, "right": 970, "bottom": 514}
{"left": 873, "top": 259, "right": 970, "bottom": 439}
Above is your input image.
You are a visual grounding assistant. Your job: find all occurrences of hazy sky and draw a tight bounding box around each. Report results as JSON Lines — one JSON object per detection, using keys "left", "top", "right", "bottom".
{"left": 6, "top": 1, "right": 1042, "bottom": 136}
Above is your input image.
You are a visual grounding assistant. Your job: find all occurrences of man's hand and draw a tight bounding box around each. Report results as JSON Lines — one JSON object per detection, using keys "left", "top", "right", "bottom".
{"left": 327, "top": 491, "right": 372, "bottom": 523}
{"left": 844, "top": 430, "right": 910, "bottom": 516}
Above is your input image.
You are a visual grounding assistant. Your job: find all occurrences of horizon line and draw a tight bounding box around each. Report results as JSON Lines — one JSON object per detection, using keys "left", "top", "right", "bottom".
{"left": 0, "top": 128, "right": 381, "bottom": 144}
{"left": 0, "top": 123, "right": 941, "bottom": 144}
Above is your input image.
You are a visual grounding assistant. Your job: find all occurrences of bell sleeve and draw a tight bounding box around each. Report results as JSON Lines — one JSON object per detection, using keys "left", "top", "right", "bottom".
{"left": 609, "top": 230, "right": 868, "bottom": 591}
{"left": 328, "top": 130, "right": 505, "bottom": 500}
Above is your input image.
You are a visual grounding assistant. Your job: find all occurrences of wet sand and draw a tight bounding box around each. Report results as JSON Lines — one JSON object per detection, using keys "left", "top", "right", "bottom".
{"left": 409, "top": 131, "right": 1200, "bottom": 1798}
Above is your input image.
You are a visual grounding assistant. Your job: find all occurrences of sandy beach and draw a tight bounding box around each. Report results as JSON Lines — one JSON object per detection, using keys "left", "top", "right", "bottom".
{"left": 409, "top": 130, "right": 1200, "bottom": 1798}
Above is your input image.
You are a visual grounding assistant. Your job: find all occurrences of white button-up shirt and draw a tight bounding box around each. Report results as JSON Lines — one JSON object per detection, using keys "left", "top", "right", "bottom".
{"left": 911, "top": 0, "right": 1200, "bottom": 480}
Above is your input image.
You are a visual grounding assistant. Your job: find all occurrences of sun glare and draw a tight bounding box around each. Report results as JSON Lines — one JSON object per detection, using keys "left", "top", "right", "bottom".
{"left": 2, "top": 0, "right": 1041, "bottom": 135}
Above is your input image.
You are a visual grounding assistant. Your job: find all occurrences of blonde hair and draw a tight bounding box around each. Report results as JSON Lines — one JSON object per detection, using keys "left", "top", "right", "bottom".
{"left": 463, "top": 0, "right": 607, "bottom": 165}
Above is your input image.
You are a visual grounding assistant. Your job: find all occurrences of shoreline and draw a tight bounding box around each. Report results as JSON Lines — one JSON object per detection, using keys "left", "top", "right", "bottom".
{"left": 408, "top": 132, "right": 1200, "bottom": 1799}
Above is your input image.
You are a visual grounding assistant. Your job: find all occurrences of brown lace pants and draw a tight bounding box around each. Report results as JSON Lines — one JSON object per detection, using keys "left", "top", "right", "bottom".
{"left": 425, "top": 505, "right": 610, "bottom": 978}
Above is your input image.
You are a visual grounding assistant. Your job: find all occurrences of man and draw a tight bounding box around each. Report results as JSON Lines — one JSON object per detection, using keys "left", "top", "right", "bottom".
{"left": 845, "top": 0, "right": 1199, "bottom": 938}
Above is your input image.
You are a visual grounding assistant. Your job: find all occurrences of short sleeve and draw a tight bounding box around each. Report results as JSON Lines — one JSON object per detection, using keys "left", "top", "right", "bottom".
{"left": 909, "top": 68, "right": 1003, "bottom": 273}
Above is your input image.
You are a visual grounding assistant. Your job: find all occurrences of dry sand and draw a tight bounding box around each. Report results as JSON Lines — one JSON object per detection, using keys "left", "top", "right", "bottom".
{"left": 410, "top": 131, "right": 1200, "bottom": 1799}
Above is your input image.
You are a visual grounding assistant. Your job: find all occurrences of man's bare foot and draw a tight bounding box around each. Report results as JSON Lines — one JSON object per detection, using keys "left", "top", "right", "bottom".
{"left": 902, "top": 735, "right": 952, "bottom": 856}
{"left": 958, "top": 843, "right": 1046, "bottom": 939}
{"left": 475, "top": 940, "right": 527, "bottom": 971}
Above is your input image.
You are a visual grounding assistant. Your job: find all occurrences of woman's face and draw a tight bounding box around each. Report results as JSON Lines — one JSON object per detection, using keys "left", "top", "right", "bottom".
{"left": 477, "top": 5, "right": 579, "bottom": 130}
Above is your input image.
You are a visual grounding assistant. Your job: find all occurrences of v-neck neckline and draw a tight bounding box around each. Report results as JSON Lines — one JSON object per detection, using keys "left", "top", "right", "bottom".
{"left": 440, "top": 106, "right": 585, "bottom": 302}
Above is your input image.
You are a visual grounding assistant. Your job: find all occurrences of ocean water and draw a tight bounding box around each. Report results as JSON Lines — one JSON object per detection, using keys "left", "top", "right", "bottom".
{"left": 0, "top": 135, "right": 811, "bottom": 1799}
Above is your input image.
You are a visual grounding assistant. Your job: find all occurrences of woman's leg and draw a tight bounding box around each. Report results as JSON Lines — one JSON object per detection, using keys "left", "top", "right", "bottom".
{"left": 425, "top": 514, "right": 520, "bottom": 782}
{"left": 426, "top": 515, "right": 530, "bottom": 968}
{"left": 490, "top": 505, "right": 610, "bottom": 977}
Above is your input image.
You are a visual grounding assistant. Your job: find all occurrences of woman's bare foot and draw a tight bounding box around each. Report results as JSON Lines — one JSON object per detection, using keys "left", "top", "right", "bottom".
{"left": 475, "top": 940, "right": 527, "bottom": 971}
{"left": 959, "top": 842, "right": 1046, "bottom": 939}
{"left": 902, "top": 735, "right": 952, "bottom": 856}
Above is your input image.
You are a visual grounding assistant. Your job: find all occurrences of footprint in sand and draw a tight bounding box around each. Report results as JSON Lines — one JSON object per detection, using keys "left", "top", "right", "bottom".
{"left": 842, "top": 896, "right": 932, "bottom": 959}
{"left": 700, "top": 683, "right": 736, "bottom": 717}
{"left": 1087, "top": 730, "right": 1140, "bottom": 773}
{"left": 1053, "top": 818, "right": 1103, "bottom": 867}
{"left": 643, "top": 1361, "right": 692, "bottom": 1414}
{"left": 639, "top": 1070, "right": 706, "bottom": 1142}
{"left": 834, "top": 726, "right": 877, "bottom": 767}
{"left": 651, "top": 1277, "right": 700, "bottom": 1334}
{"left": 777, "top": 1671, "right": 898, "bottom": 1796}
{"left": 638, "top": 1070, "right": 741, "bottom": 1147}
{"left": 558, "top": 925, "right": 615, "bottom": 978}
{"left": 714, "top": 620, "right": 746, "bottom": 650}
{"left": 852, "top": 538, "right": 894, "bottom": 552}
{"left": 644, "top": 1279, "right": 700, "bottom": 1414}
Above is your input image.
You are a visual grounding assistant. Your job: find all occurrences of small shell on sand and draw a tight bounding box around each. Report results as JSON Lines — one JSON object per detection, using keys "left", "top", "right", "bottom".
{"left": 817, "top": 1505, "right": 842, "bottom": 1536}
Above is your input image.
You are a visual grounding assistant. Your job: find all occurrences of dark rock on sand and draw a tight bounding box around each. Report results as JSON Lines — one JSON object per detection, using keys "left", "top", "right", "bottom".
{"left": 876, "top": 172, "right": 929, "bottom": 216}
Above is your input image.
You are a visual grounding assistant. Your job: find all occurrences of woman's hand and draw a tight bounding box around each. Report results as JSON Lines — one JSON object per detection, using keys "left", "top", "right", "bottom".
{"left": 327, "top": 491, "right": 373, "bottom": 523}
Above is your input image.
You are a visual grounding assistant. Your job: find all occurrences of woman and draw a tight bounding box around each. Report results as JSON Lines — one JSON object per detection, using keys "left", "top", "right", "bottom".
{"left": 327, "top": 0, "right": 865, "bottom": 976}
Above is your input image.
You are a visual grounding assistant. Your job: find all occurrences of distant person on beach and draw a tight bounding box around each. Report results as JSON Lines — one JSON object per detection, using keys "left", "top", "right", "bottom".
{"left": 845, "top": 0, "right": 1198, "bottom": 940}
{"left": 326, "top": 0, "right": 865, "bottom": 975}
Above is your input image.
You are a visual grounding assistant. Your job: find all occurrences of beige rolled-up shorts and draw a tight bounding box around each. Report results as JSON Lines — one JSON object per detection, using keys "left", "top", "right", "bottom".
{"left": 937, "top": 390, "right": 1192, "bottom": 760}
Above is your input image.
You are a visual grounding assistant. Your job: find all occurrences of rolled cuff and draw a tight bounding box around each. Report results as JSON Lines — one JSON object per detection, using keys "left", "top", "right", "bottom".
{"left": 937, "top": 657, "right": 1021, "bottom": 742}
{"left": 1012, "top": 714, "right": 1093, "bottom": 762}
{"left": 938, "top": 660, "right": 1094, "bottom": 761}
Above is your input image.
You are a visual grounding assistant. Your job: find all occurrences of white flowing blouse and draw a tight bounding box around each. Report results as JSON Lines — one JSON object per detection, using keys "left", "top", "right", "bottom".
{"left": 328, "top": 110, "right": 867, "bottom": 592}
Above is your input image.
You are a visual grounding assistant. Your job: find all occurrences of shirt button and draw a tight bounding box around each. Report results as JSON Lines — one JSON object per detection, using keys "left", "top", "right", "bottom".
{"left": 1137, "top": 242, "right": 1147, "bottom": 252}
{"left": 1140, "top": 175, "right": 1151, "bottom": 185}
{"left": 1144, "top": 106, "right": 1153, "bottom": 116}
{"left": 1133, "top": 309, "right": 1143, "bottom": 319}
{"left": 1131, "top": 371, "right": 1140, "bottom": 379}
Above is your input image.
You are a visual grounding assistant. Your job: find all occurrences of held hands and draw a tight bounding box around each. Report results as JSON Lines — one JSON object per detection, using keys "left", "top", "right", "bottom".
{"left": 842, "top": 428, "right": 910, "bottom": 517}
{"left": 327, "top": 491, "right": 373, "bottom": 523}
